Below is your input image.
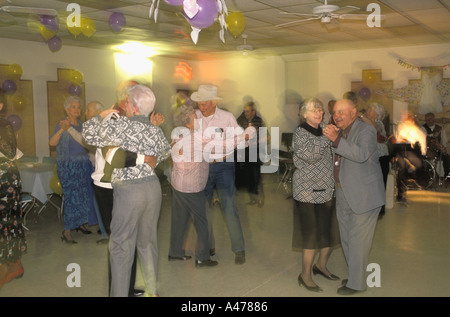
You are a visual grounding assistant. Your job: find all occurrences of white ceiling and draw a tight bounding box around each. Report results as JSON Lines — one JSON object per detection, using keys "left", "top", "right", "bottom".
{"left": 0, "top": 0, "right": 449, "bottom": 58}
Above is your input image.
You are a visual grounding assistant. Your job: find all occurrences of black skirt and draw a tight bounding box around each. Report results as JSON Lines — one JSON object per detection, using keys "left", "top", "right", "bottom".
{"left": 292, "top": 198, "right": 340, "bottom": 251}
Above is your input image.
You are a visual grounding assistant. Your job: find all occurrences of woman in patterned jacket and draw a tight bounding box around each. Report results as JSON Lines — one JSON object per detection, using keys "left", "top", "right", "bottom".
{"left": 292, "top": 98, "right": 340, "bottom": 293}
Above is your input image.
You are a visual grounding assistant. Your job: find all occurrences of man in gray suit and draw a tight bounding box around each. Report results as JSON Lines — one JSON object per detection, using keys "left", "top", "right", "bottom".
{"left": 323, "top": 99, "right": 385, "bottom": 295}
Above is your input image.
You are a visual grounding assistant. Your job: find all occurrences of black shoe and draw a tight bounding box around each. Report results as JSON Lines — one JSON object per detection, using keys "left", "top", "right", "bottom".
{"left": 76, "top": 225, "right": 92, "bottom": 234}
{"left": 195, "top": 259, "right": 218, "bottom": 268}
{"left": 337, "top": 285, "right": 361, "bottom": 295}
{"left": 297, "top": 274, "right": 323, "bottom": 292}
{"left": 209, "top": 248, "right": 216, "bottom": 256}
{"left": 235, "top": 251, "right": 245, "bottom": 265}
{"left": 312, "top": 264, "right": 340, "bottom": 281}
{"left": 133, "top": 289, "right": 145, "bottom": 297}
{"left": 168, "top": 255, "right": 192, "bottom": 261}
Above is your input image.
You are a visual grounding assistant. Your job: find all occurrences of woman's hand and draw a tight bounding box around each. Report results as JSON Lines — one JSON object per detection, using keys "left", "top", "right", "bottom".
{"left": 150, "top": 111, "right": 165, "bottom": 126}
{"left": 59, "top": 118, "right": 71, "bottom": 130}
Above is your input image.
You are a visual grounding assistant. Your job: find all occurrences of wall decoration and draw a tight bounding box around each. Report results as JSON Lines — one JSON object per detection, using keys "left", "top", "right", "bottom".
{"left": 377, "top": 67, "right": 450, "bottom": 115}
{"left": 47, "top": 68, "right": 86, "bottom": 157}
{"left": 0, "top": 64, "right": 36, "bottom": 156}
{"left": 351, "top": 69, "right": 393, "bottom": 133}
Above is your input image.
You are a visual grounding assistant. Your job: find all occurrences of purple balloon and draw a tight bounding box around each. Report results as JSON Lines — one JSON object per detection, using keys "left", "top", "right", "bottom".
{"left": 7, "top": 114, "right": 22, "bottom": 131}
{"left": 69, "top": 84, "right": 82, "bottom": 96}
{"left": 184, "top": 0, "right": 218, "bottom": 29}
{"left": 2, "top": 80, "right": 17, "bottom": 95}
{"left": 359, "top": 87, "right": 371, "bottom": 101}
{"left": 164, "top": 0, "right": 184, "bottom": 5}
{"left": 40, "top": 15, "right": 59, "bottom": 32}
{"left": 48, "top": 36, "right": 62, "bottom": 52}
{"left": 109, "top": 12, "right": 126, "bottom": 32}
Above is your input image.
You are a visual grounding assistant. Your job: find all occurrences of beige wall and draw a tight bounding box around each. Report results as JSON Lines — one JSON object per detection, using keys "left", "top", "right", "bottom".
{"left": 1, "top": 37, "right": 449, "bottom": 157}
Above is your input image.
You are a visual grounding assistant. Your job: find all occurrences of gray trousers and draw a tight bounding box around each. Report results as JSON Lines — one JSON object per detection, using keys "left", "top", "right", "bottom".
{"left": 169, "top": 188, "right": 210, "bottom": 261}
{"left": 109, "top": 177, "right": 161, "bottom": 297}
{"left": 335, "top": 187, "right": 380, "bottom": 291}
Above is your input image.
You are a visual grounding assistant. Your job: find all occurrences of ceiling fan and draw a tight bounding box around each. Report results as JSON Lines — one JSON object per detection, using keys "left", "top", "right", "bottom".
{"left": 275, "top": 0, "right": 368, "bottom": 28}
{"left": 0, "top": 0, "right": 57, "bottom": 21}
{"left": 237, "top": 34, "right": 254, "bottom": 55}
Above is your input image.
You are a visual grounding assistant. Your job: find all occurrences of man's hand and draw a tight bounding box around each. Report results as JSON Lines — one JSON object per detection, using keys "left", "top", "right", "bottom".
{"left": 323, "top": 124, "right": 340, "bottom": 142}
{"left": 144, "top": 155, "right": 158, "bottom": 169}
{"left": 150, "top": 111, "right": 165, "bottom": 126}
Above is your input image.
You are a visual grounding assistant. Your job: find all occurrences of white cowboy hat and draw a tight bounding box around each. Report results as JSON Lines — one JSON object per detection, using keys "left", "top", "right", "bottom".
{"left": 190, "top": 84, "right": 222, "bottom": 102}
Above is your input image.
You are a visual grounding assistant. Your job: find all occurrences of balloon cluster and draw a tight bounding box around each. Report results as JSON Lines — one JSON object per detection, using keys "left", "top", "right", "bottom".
{"left": 66, "top": 17, "right": 96, "bottom": 39}
{"left": 50, "top": 165, "right": 63, "bottom": 196}
{"left": 38, "top": 15, "right": 62, "bottom": 52}
{"left": 68, "top": 70, "right": 84, "bottom": 96}
{"left": 1, "top": 64, "right": 28, "bottom": 130}
{"left": 150, "top": 0, "right": 246, "bottom": 45}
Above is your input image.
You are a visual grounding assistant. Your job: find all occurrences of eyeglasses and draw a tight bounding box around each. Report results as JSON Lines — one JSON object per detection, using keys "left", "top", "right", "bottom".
{"left": 308, "top": 109, "right": 324, "bottom": 114}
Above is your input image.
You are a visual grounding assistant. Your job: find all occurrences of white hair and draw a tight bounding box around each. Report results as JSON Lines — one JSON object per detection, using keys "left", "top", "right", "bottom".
{"left": 368, "top": 102, "right": 385, "bottom": 120}
{"left": 127, "top": 84, "right": 156, "bottom": 116}
{"left": 64, "top": 96, "right": 83, "bottom": 109}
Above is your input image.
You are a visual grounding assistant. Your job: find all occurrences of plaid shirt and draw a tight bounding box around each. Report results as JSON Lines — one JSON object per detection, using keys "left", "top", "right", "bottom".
{"left": 82, "top": 113, "right": 170, "bottom": 184}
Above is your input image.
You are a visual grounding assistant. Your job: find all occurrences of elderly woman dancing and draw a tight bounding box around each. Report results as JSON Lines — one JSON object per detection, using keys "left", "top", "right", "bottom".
{"left": 49, "top": 96, "right": 95, "bottom": 244}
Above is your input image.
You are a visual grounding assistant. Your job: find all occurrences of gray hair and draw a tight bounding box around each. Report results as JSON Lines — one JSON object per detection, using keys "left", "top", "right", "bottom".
{"left": 127, "top": 84, "right": 156, "bottom": 116}
{"left": 368, "top": 102, "right": 385, "bottom": 120}
{"left": 299, "top": 98, "right": 324, "bottom": 119}
{"left": 88, "top": 101, "right": 104, "bottom": 111}
{"left": 173, "top": 105, "right": 195, "bottom": 127}
{"left": 64, "top": 96, "right": 83, "bottom": 109}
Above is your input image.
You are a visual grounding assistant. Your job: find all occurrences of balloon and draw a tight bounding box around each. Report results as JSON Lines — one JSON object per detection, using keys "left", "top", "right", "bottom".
{"left": 8, "top": 64, "right": 23, "bottom": 80}
{"left": 164, "top": 0, "right": 184, "bottom": 5}
{"left": 109, "top": 12, "right": 126, "bottom": 32}
{"left": 48, "top": 36, "right": 62, "bottom": 52}
{"left": 2, "top": 80, "right": 17, "bottom": 95}
{"left": 67, "top": 25, "right": 82, "bottom": 37}
{"left": 12, "top": 94, "right": 28, "bottom": 111}
{"left": 50, "top": 175, "right": 63, "bottom": 195}
{"left": 40, "top": 15, "right": 59, "bottom": 32}
{"left": 39, "top": 24, "right": 56, "bottom": 42}
{"left": 184, "top": 0, "right": 219, "bottom": 29}
{"left": 226, "top": 11, "right": 246, "bottom": 38}
{"left": 81, "top": 17, "right": 96, "bottom": 38}
{"left": 70, "top": 70, "right": 83, "bottom": 86}
{"left": 7, "top": 114, "right": 22, "bottom": 131}
{"left": 68, "top": 84, "right": 82, "bottom": 96}
{"left": 359, "top": 87, "right": 371, "bottom": 101}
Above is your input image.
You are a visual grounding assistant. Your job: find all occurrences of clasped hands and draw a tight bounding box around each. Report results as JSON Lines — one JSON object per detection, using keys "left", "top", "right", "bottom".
{"left": 323, "top": 124, "right": 340, "bottom": 142}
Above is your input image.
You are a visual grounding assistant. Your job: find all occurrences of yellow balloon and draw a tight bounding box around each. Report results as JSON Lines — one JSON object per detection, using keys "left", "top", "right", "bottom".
{"left": 8, "top": 64, "right": 23, "bottom": 80}
{"left": 12, "top": 94, "right": 28, "bottom": 112}
{"left": 226, "top": 12, "right": 246, "bottom": 38}
{"left": 40, "top": 24, "right": 56, "bottom": 41}
{"left": 70, "top": 70, "right": 83, "bottom": 86}
{"left": 67, "top": 25, "right": 82, "bottom": 38}
{"left": 50, "top": 175, "right": 63, "bottom": 195}
{"left": 81, "top": 18, "right": 96, "bottom": 38}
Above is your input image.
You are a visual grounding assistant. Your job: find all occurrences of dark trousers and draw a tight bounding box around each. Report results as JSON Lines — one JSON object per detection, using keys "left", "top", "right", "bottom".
{"left": 93, "top": 184, "right": 138, "bottom": 297}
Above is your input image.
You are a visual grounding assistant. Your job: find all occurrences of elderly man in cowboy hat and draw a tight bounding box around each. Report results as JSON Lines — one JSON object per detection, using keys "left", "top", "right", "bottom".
{"left": 190, "top": 84, "right": 255, "bottom": 265}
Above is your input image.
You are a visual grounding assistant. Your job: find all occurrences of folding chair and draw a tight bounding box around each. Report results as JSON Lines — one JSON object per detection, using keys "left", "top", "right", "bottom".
{"left": 21, "top": 193, "right": 40, "bottom": 231}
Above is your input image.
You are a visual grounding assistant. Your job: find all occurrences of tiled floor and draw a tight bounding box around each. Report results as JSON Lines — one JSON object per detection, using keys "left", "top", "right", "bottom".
{"left": 1, "top": 173, "right": 450, "bottom": 298}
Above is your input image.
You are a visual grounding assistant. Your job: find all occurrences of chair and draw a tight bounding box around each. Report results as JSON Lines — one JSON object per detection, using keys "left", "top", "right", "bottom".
{"left": 37, "top": 193, "right": 64, "bottom": 222}
{"left": 21, "top": 193, "right": 40, "bottom": 231}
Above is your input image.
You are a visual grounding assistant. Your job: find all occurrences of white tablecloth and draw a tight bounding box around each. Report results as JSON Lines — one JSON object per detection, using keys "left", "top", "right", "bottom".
{"left": 18, "top": 163, "right": 54, "bottom": 203}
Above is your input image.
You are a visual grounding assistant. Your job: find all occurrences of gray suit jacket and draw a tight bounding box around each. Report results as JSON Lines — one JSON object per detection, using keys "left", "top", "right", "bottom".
{"left": 335, "top": 119, "right": 385, "bottom": 214}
